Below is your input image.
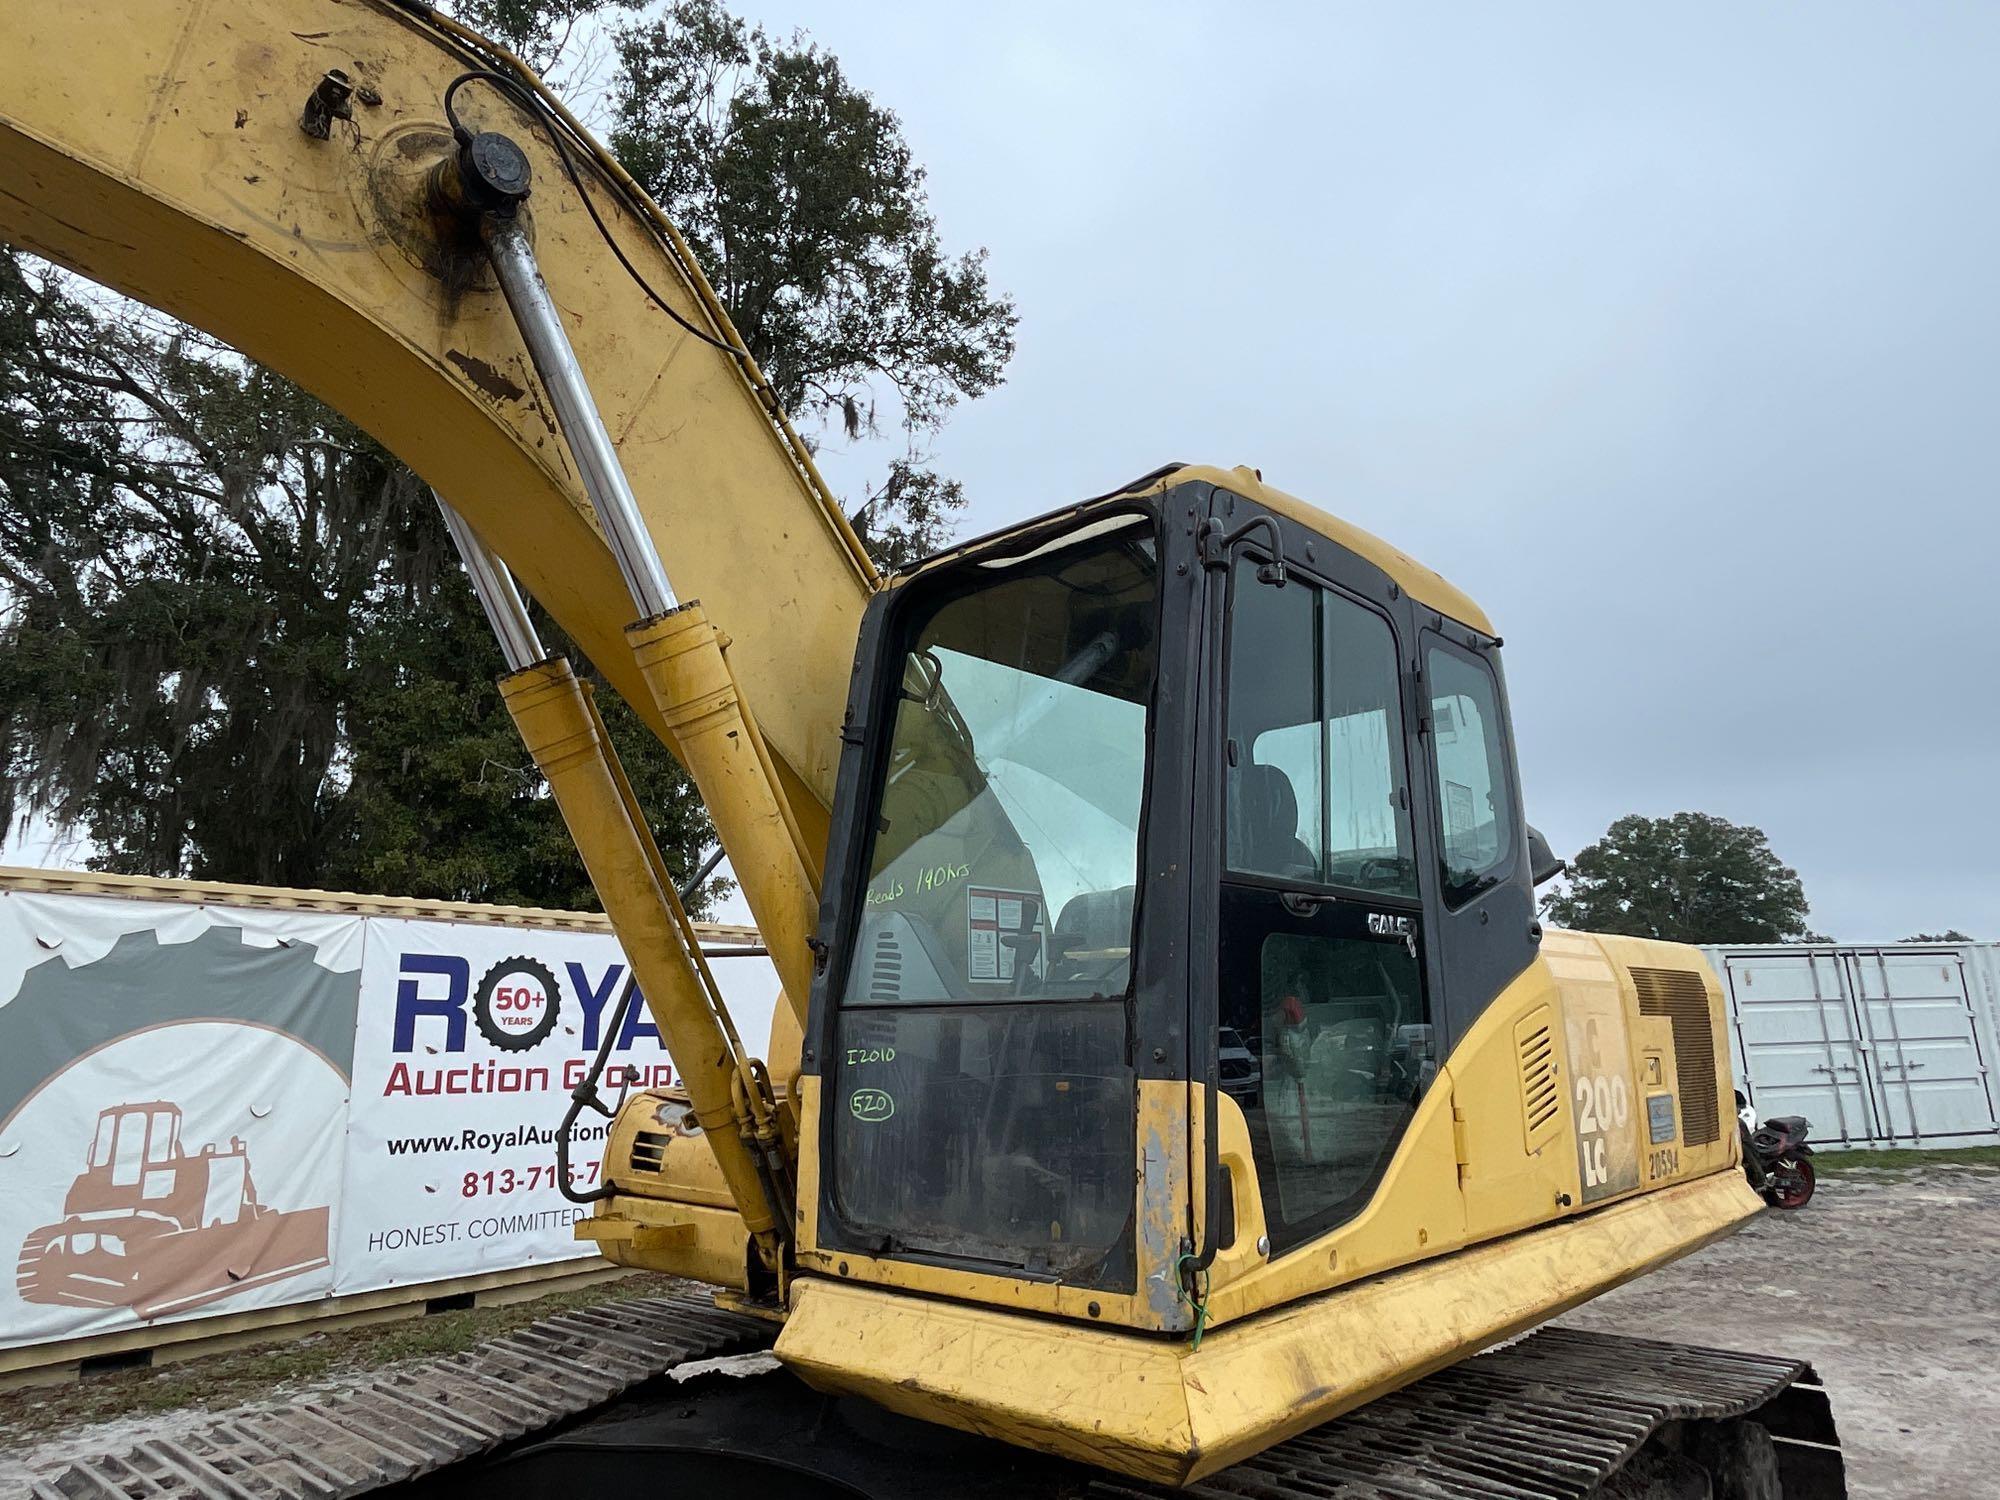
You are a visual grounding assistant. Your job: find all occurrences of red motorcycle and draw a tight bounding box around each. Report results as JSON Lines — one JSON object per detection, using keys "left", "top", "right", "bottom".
{"left": 1737, "top": 1090, "right": 1816, "bottom": 1209}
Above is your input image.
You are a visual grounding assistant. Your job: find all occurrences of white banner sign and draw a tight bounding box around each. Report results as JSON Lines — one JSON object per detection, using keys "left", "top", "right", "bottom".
{"left": 336, "top": 918, "right": 674, "bottom": 1291}
{"left": 0, "top": 882, "right": 781, "bottom": 1351}
{"left": 0, "top": 892, "right": 361, "bottom": 1350}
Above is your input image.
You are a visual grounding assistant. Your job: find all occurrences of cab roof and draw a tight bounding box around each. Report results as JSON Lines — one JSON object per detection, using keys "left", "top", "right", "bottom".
{"left": 899, "top": 462, "right": 1496, "bottom": 640}
{"left": 1141, "top": 465, "right": 1496, "bottom": 638}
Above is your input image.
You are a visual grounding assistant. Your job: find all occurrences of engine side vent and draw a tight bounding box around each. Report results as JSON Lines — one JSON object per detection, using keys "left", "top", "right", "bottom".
{"left": 630, "top": 1130, "right": 670, "bottom": 1174}
{"left": 1513, "top": 1005, "right": 1562, "bottom": 1152}
{"left": 1632, "top": 966, "right": 1721, "bottom": 1145}
{"left": 868, "top": 929, "right": 904, "bottom": 1002}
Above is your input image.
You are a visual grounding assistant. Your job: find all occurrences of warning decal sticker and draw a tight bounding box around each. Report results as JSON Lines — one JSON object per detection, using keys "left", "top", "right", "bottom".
{"left": 965, "top": 887, "right": 1044, "bottom": 983}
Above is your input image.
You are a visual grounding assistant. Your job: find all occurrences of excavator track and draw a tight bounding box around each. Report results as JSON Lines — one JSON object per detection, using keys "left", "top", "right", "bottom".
{"left": 1093, "top": 1327, "right": 1845, "bottom": 1499}
{"left": 21, "top": 1291, "right": 771, "bottom": 1500}
{"left": 23, "top": 1297, "right": 1844, "bottom": 1500}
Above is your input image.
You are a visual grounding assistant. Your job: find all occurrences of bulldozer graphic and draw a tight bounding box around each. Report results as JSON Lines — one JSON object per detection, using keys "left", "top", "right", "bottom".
{"left": 15, "top": 1101, "right": 329, "bottom": 1321}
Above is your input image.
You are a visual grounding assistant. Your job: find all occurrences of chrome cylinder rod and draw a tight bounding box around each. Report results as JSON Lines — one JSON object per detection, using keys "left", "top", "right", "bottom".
{"left": 483, "top": 218, "right": 679, "bottom": 620}
{"left": 435, "top": 491, "right": 546, "bottom": 672}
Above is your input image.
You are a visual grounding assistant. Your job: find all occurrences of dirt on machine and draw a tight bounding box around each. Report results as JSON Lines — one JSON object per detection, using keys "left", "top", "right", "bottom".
{"left": 16, "top": 1101, "right": 330, "bottom": 1321}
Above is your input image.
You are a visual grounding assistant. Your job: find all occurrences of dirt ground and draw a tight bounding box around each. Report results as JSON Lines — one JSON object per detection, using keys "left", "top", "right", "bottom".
{"left": 1558, "top": 1163, "right": 2000, "bottom": 1498}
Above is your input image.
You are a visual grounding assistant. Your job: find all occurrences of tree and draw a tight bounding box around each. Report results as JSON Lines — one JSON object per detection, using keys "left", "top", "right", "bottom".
{"left": 0, "top": 251, "right": 715, "bottom": 908}
{"left": 445, "top": 1, "right": 612, "bottom": 73}
{"left": 1541, "top": 812, "right": 1816, "bottom": 944}
{"left": 609, "top": 0, "right": 1017, "bottom": 561}
{"left": 1905, "top": 931, "right": 1974, "bottom": 944}
{"left": 1, "top": 1, "right": 1014, "bottom": 904}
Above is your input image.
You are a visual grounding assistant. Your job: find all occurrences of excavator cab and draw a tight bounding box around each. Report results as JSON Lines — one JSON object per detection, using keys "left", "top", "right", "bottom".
{"left": 779, "top": 465, "right": 1710, "bottom": 1479}
{"left": 800, "top": 464, "right": 1536, "bottom": 1318}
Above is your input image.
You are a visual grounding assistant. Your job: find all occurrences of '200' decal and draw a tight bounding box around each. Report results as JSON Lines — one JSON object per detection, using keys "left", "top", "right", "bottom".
{"left": 1573, "top": 1072, "right": 1631, "bottom": 1189}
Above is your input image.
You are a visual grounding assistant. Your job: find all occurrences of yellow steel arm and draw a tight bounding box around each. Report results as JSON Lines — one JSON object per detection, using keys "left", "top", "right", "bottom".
{"left": 0, "top": 0, "right": 874, "bottom": 850}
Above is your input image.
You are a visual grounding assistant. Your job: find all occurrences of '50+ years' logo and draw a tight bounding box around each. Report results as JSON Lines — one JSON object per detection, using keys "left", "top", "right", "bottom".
{"left": 472, "top": 956, "right": 562, "bottom": 1053}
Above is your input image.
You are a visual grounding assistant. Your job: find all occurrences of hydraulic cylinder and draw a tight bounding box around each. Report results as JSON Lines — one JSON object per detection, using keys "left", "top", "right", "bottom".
{"left": 498, "top": 658, "right": 782, "bottom": 1253}
{"left": 626, "top": 603, "right": 821, "bottom": 1032}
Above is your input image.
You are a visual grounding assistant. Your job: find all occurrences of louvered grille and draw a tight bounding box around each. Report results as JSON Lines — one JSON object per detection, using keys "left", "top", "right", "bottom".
{"left": 1513, "top": 1005, "right": 1561, "bottom": 1151}
{"left": 1520, "top": 1023, "right": 1559, "bottom": 1132}
{"left": 1632, "top": 966, "right": 1721, "bottom": 1145}
{"left": 630, "top": 1129, "right": 671, "bottom": 1173}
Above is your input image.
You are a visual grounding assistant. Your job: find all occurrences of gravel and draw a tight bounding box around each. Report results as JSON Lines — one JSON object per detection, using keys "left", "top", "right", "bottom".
{"left": 1559, "top": 1165, "right": 2000, "bottom": 1499}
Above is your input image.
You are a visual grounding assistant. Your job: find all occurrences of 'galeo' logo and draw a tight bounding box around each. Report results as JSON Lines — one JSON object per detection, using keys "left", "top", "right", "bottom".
{"left": 472, "top": 956, "right": 562, "bottom": 1053}
{"left": 1366, "top": 912, "right": 1414, "bottom": 938}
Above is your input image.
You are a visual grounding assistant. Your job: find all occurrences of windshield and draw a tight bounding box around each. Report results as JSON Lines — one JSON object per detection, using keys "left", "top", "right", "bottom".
{"left": 827, "top": 516, "right": 1157, "bottom": 1280}
{"left": 844, "top": 519, "right": 1157, "bottom": 1006}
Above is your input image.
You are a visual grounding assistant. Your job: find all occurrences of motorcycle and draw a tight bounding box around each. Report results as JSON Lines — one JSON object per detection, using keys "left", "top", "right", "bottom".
{"left": 1736, "top": 1090, "right": 1816, "bottom": 1209}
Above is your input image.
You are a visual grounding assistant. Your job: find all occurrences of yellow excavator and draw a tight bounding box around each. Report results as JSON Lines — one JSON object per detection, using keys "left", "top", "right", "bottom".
{"left": 0, "top": 4, "right": 1844, "bottom": 1495}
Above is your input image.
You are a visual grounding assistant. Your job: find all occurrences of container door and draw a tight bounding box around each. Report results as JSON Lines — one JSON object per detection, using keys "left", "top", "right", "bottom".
{"left": 1722, "top": 951, "right": 1878, "bottom": 1145}
{"left": 1845, "top": 949, "right": 1998, "bottom": 1144}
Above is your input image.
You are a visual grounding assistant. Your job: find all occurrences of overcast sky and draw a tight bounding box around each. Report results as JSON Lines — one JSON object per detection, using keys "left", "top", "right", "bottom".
{"left": 698, "top": 0, "right": 1997, "bottom": 942}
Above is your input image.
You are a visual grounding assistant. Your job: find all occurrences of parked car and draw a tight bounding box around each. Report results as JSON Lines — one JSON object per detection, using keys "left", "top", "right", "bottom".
{"left": 1219, "top": 1027, "right": 1262, "bottom": 1109}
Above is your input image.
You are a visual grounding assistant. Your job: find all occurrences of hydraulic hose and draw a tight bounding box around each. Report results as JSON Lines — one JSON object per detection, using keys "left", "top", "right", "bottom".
{"left": 556, "top": 844, "right": 725, "bottom": 1204}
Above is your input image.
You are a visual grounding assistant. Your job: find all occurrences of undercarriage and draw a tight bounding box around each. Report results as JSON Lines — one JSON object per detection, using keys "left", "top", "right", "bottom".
{"left": 27, "top": 1293, "right": 1844, "bottom": 1500}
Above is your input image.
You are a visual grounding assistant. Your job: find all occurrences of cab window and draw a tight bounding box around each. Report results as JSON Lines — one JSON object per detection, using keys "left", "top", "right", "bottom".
{"left": 109, "top": 1113, "right": 144, "bottom": 1187}
{"left": 826, "top": 518, "right": 1157, "bottom": 1282}
{"left": 1226, "top": 565, "right": 1320, "bottom": 880}
{"left": 1425, "top": 639, "right": 1515, "bottom": 905}
{"left": 1323, "top": 595, "right": 1416, "bottom": 898}
{"left": 1226, "top": 561, "right": 1414, "bottom": 897}
{"left": 1251, "top": 927, "right": 1427, "bottom": 1235}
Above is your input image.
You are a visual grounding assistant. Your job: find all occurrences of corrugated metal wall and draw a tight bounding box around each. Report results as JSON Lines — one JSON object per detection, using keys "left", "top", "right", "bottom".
{"left": 1700, "top": 942, "right": 2000, "bottom": 1150}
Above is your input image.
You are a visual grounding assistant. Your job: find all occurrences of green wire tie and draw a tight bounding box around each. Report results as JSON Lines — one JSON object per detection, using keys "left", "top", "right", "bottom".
{"left": 1176, "top": 1252, "right": 1212, "bottom": 1350}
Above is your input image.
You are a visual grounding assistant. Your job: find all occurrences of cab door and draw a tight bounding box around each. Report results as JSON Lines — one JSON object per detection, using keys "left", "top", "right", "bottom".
{"left": 1209, "top": 545, "right": 1435, "bottom": 1256}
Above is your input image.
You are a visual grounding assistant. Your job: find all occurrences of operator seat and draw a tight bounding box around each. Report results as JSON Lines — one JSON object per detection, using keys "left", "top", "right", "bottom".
{"left": 1049, "top": 886, "right": 1136, "bottom": 990}
{"left": 1231, "top": 764, "right": 1318, "bottom": 879}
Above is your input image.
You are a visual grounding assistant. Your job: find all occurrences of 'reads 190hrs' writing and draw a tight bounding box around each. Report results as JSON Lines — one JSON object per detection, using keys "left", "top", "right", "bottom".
{"left": 334, "top": 919, "right": 672, "bottom": 1291}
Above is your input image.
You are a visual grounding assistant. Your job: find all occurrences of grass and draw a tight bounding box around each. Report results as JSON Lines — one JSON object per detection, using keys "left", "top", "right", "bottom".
{"left": 0, "top": 1272, "right": 686, "bottom": 1446}
{"left": 1813, "top": 1143, "right": 2000, "bottom": 1173}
